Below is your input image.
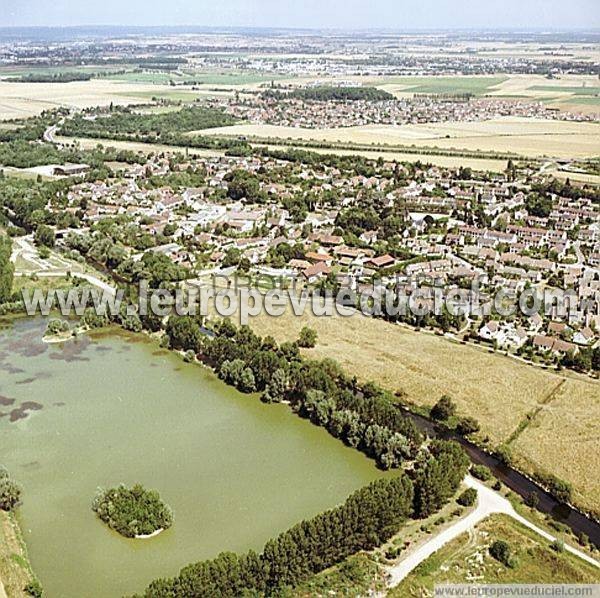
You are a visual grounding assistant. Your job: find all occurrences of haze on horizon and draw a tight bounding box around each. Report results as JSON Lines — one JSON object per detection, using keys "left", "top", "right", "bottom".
{"left": 2, "top": 0, "right": 599, "bottom": 31}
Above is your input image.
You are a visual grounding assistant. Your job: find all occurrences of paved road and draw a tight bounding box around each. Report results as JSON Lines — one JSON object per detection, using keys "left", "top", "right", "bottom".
{"left": 387, "top": 475, "right": 600, "bottom": 588}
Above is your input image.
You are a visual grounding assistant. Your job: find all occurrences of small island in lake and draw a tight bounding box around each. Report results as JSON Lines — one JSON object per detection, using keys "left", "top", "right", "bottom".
{"left": 92, "top": 484, "right": 173, "bottom": 538}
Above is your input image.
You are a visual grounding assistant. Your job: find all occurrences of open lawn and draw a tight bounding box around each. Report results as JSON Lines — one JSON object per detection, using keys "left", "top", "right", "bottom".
{"left": 240, "top": 305, "right": 600, "bottom": 513}
{"left": 389, "top": 513, "right": 600, "bottom": 596}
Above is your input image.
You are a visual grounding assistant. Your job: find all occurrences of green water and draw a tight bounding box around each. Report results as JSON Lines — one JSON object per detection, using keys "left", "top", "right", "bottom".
{"left": 0, "top": 318, "right": 385, "bottom": 598}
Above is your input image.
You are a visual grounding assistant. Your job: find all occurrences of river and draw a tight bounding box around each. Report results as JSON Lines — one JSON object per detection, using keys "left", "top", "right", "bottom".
{"left": 0, "top": 317, "right": 387, "bottom": 597}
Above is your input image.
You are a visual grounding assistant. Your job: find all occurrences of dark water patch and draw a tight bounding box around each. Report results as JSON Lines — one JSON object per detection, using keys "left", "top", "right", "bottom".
{"left": 6, "top": 330, "right": 48, "bottom": 358}
{"left": 49, "top": 336, "right": 91, "bottom": 362}
{"left": 16, "top": 371, "right": 52, "bottom": 385}
{"left": 0, "top": 395, "right": 16, "bottom": 406}
{"left": 9, "top": 401, "right": 44, "bottom": 422}
{"left": 0, "top": 363, "right": 25, "bottom": 375}
{"left": 20, "top": 461, "right": 41, "bottom": 471}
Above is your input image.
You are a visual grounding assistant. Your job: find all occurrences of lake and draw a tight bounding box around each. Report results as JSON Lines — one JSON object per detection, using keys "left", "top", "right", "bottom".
{"left": 0, "top": 318, "right": 386, "bottom": 597}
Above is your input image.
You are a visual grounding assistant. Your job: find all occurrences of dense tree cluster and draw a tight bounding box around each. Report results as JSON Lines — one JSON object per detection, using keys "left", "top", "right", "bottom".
{"left": 187, "top": 321, "right": 426, "bottom": 469}
{"left": 267, "top": 86, "right": 394, "bottom": 102}
{"left": 92, "top": 483, "right": 173, "bottom": 538}
{"left": 14, "top": 72, "right": 92, "bottom": 83}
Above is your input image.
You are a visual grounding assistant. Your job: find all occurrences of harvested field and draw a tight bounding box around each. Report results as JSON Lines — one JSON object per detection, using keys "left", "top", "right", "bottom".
{"left": 245, "top": 308, "right": 560, "bottom": 444}
{"left": 0, "top": 80, "right": 194, "bottom": 120}
{"left": 512, "top": 377, "right": 600, "bottom": 515}
{"left": 202, "top": 118, "right": 600, "bottom": 160}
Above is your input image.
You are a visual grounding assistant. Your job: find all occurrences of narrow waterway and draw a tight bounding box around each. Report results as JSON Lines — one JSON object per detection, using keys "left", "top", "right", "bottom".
{"left": 403, "top": 410, "right": 600, "bottom": 548}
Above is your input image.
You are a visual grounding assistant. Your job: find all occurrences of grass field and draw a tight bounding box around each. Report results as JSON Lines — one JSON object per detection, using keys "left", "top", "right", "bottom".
{"left": 238, "top": 305, "right": 600, "bottom": 513}
{"left": 389, "top": 513, "right": 600, "bottom": 596}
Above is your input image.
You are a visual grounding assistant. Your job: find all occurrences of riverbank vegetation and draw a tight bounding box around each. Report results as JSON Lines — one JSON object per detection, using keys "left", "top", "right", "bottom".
{"left": 0, "top": 509, "right": 40, "bottom": 598}
{"left": 92, "top": 484, "right": 173, "bottom": 538}
{"left": 244, "top": 307, "right": 600, "bottom": 516}
{"left": 0, "top": 467, "right": 21, "bottom": 512}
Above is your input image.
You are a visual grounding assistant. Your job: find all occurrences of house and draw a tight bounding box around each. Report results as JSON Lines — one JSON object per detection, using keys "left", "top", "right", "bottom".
{"left": 573, "top": 327, "right": 595, "bottom": 346}
{"left": 367, "top": 254, "right": 395, "bottom": 269}
{"left": 479, "top": 321, "right": 499, "bottom": 341}
{"left": 53, "top": 163, "right": 90, "bottom": 177}
{"left": 305, "top": 251, "right": 333, "bottom": 266}
{"left": 302, "top": 262, "right": 332, "bottom": 283}
{"left": 360, "top": 230, "right": 378, "bottom": 245}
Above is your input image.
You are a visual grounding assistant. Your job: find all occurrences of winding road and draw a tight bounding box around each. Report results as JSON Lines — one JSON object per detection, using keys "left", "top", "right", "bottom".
{"left": 387, "top": 475, "right": 600, "bottom": 588}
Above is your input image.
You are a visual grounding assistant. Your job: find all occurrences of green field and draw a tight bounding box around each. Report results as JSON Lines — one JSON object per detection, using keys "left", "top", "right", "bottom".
{"left": 381, "top": 76, "right": 508, "bottom": 95}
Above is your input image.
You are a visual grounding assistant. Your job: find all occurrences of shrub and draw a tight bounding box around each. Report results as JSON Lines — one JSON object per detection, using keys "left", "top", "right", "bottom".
{"left": 24, "top": 580, "right": 43, "bottom": 598}
{"left": 525, "top": 491, "right": 540, "bottom": 509}
{"left": 297, "top": 326, "right": 318, "bottom": 348}
{"left": 457, "top": 488, "right": 477, "bottom": 507}
{"left": 470, "top": 464, "right": 492, "bottom": 481}
{"left": 430, "top": 395, "right": 456, "bottom": 421}
{"left": 456, "top": 416, "right": 480, "bottom": 435}
{"left": 0, "top": 467, "right": 22, "bottom": 512}
{"left": 489, "top": 539, "right": 514, "bottom": 567}
{"left": 577, "top": 532, "right": 589, "bottom": 547}
{"left": 550, "top": 539, "right": 565, "bottom": 553}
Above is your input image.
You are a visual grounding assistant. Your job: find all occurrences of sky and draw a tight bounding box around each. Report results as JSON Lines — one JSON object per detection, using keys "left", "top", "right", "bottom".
{"left": 1, "top": 0, "right": 599, "bottom": 30}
